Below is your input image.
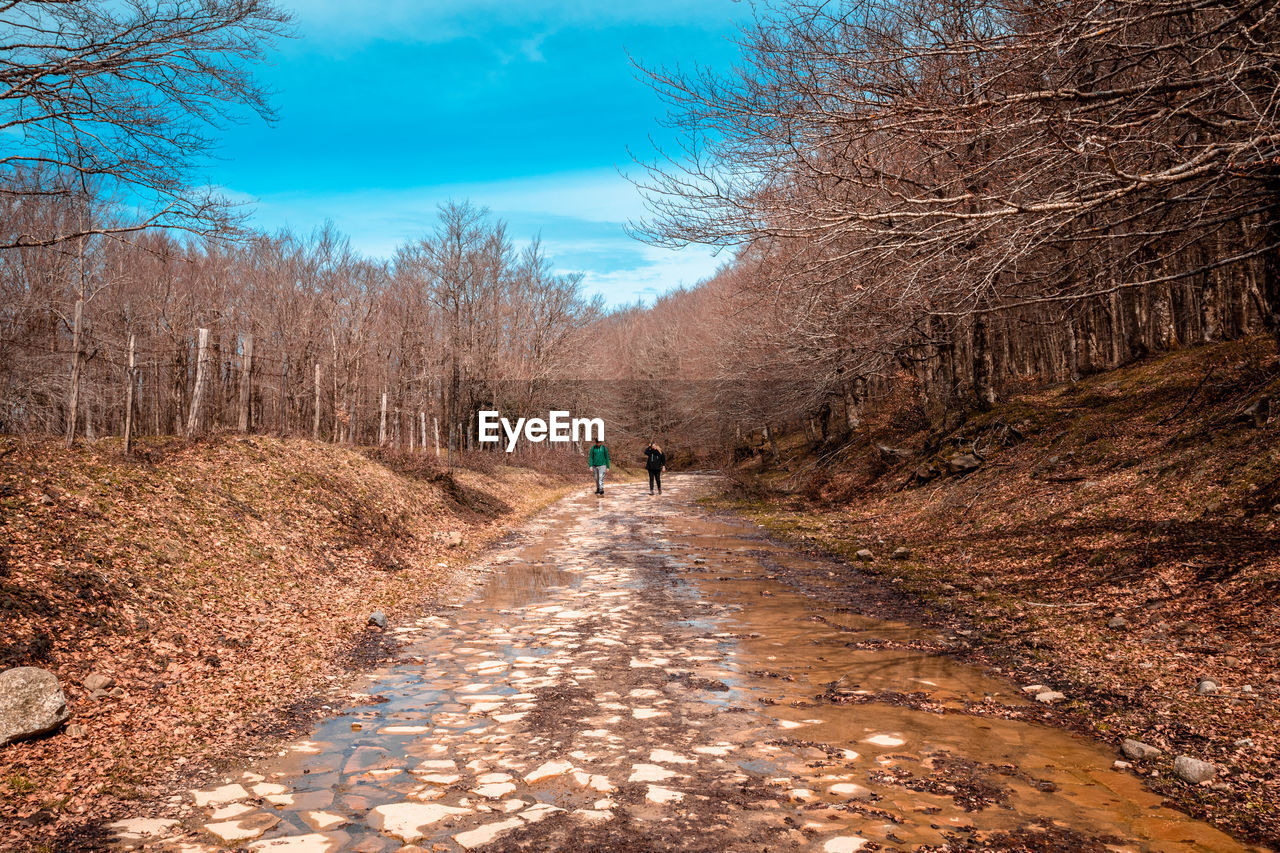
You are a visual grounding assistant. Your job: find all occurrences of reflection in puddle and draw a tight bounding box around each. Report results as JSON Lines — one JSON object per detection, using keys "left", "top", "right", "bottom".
{"left": 166, "top": 476, "right": 1258, "bottom": 853}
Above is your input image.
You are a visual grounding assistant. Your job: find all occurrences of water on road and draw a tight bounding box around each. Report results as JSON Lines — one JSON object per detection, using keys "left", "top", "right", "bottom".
{"left": 112, "top": 475, "right": 1257, "bottom": 852}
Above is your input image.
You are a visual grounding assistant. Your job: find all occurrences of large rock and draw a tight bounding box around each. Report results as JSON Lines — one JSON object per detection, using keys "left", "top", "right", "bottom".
{"left": 367, "top": 611, "right": 388, "bottom": 630}
{"left": 947, "top": 454, "right": 982, "bottom": 475}
{"left": 1173, "top": 755, "right": 1217, "bottom": 784}
{"left": 0, "top": 667, "right": 71, "bottom": 746}
{"left": 875, "top": 445, "right": 911, "bottom": 462}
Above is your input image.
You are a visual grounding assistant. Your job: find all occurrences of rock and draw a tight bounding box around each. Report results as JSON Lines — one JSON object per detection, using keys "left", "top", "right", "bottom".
{"left": 1034, "top": 690, "right": 1065, "bottom": 704}
{"left": 433, "top": 531, "right": 463, "bottom": 548}
{"left": 946, "top": 453, "right": 982, "bottom": 475}
{"left": 369, "top": 803, "right": 471, "bottom": 842}
{"left": 0, "top": 667, "right": 71, "bottom": 746}
{"left": 1021, "top": 684, "right": 1049, "bottom": 695}
{"left": 1113, "top": 760, "right": 1132, "bottom": 770}
{"left": 875, "top": 445, "right": 911, "bottom": 462}
{"left": 524, "top": 760, "right": 574, "bottom": 784}
{"left": 204, "top": 812, "right": 280, "bottom": 844}
{"left": 854, "top": 549, "right": 874, "bottom": 562}
{"left": 913, "top": 465, "right": 938, "bottom": 482}
{"left": 191, "top": 784, "right": 250, "bottom": 808}
{"left": 367, "top": 611, "right": 388, "bottom": 630}
{"left": 1173, "top": 755, "right": 1217, "bottom": 784}
{"left": 1242, "top": 396, "right": 1270, "bottom": 428}
{"left": 1107, "top": 616, "right": 1128, "bottom": 630}
{"left": 1196, "top": 678, "right": 1219, "bottom": 695}
{"left": 107, "top": 818, "right": 180, "bottom": 844}
{"left": 890, "top": 547, "right": 911, "bottom": 560}
{"left": 1234, "top": 737, "right": 1253, "bottom": 748}
{"left": 83, "top": 671, "right": 115, "bottom": 692}
{"left": 1122, "top": 739, "right": 1162, "bottom": 760}
{"left": 65, "top": 723, "right": 86, "bottom": 738}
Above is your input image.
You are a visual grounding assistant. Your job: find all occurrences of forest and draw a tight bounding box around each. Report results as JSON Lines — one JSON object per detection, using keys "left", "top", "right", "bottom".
{"left": 3, "top": 0, "right": 1278, "bottom": 461}
{"left": 4, "top": 2, "right": 1280, "bottom": 850}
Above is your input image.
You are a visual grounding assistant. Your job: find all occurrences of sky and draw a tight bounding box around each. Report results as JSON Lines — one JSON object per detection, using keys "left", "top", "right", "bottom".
{"left": 208, "top": 0, "right": 750, "bottom": 307}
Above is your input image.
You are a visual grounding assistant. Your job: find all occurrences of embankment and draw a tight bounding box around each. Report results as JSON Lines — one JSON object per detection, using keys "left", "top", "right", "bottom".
{"left": 717, "top": 334, "right": 1280, "bottom": 846}
{"left": 0, "top": 435, "right": 571, "bottom": 848}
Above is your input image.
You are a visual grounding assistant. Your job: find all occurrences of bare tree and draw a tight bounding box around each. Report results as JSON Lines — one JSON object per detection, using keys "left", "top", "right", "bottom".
{"left": 0, "top": 0, "right": 292, "bottom": 249}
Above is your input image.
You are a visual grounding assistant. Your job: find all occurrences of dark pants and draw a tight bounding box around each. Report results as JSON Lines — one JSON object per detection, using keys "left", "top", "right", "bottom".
{"left": 648, "top": 469, "right": 662, "bottom": 492}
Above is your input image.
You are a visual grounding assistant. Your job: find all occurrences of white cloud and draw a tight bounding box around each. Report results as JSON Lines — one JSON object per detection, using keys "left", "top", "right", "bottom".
{"left": 240, "top": 168, "right": 726, "bottom": 305}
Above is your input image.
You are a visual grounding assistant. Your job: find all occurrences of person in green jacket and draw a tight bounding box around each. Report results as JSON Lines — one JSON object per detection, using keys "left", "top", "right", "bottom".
{"left": 588, "top": 438, "right": 610, "bottom": 495}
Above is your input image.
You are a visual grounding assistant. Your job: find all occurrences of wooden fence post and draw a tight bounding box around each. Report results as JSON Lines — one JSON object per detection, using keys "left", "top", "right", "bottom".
{"left": 124, "top": 333, "right": 137, "bottom": 454}
{"left": 237, "top": 334, "right": 254, "bottom": 433}
{"left": 185, "top": 327, "right": 210, "bottom": 437}
{"left": 64, "top": 299, "right": 84, "bottom": 448}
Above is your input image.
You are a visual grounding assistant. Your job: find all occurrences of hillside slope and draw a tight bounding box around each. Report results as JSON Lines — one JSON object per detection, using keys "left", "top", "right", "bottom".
{"left": 0, "top": 436, "right": 571, "bottom": 848}
{"left": 720, "top": 334, "right": 1280, "bottom": 846}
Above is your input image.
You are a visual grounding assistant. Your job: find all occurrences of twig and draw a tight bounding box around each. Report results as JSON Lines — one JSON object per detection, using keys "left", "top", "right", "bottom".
{"left": 1024, "top": 601, "right": 1098, "bottom": 607}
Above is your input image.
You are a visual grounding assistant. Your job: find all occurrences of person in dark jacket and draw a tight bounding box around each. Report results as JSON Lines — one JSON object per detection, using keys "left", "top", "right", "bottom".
{"left": 643, "top": 441, "right": 666, "bottom": 495}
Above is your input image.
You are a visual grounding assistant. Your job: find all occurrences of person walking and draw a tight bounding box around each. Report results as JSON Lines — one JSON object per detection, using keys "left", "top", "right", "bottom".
{"left": 643, "top": 441, "right": 666, "bottom": 495}
{"left": 588, "top": 438, "right": 611, "bottom": 495}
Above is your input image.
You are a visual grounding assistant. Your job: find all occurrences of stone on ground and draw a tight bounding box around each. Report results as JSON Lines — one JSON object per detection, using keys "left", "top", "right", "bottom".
{"left": 1173, "top": 755, "right": 1217, "bottom": 784}
{"left": 1121, "top": 739, "right": 1162, "bottom": 760}
{"left": 368, "top": 802, "right": 471, "bottom": 842}
{"left": 0, "top": 666, "right": 71, "bottom": 746}
{"left": 204, "top": 812, "right": 279, "bottom": 844}
{"left": 191, "top": 783, "right": 250, "bottom": 807}
{"left": 453, "top": 818, "right": 523, "bottom": 850}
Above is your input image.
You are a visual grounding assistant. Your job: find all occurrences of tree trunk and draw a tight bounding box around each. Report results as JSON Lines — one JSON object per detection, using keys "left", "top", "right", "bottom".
{"left": 1263, "top": 181, "right": 1280, "bottom": 355}
{"left": 64, "top": 299, "right": 84, "bottom": 448}
{"left": 124, "top": 334, "right": 137, "bottom": 454}
{"left": 312, "top": 361, "right": 322, "bottom": 441}
{"left": 972, "top": 314, "right": 996, "bottom": 410}
{"left": 185, "top": 327, "right": 210, "bottom": 438}
{"left": 237, "top": 334, "right": 254, "bottom": 433}
{"left": 379, "top": 391, "right": 388, "bottom": 445}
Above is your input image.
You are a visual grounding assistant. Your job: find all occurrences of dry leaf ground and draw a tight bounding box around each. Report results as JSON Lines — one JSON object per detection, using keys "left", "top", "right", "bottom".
{"left": 714, "top": 334, "right": 1280, "bottom": 848}
{"left": 0, "top": 436, "right": 574, "bottom": 850}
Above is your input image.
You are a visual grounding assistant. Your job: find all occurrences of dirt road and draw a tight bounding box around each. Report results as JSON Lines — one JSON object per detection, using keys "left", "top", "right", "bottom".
{"left": 109, "top": 475, "right": 1258, "bottom": 852}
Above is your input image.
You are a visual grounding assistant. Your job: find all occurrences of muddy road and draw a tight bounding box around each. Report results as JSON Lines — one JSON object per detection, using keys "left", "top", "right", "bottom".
{"left": 111, "top": 475, "right": 1258, "bottom": 852}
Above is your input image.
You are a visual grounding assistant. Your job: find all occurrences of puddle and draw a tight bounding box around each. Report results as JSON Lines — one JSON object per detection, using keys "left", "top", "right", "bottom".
{"left": 136, "top": 476, "right": 1261, "bottom": 852}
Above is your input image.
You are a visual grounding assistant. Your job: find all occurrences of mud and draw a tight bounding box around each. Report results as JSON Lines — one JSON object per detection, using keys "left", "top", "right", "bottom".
{"left": 110, "top": 475, "right": 1261, "bottom": 852}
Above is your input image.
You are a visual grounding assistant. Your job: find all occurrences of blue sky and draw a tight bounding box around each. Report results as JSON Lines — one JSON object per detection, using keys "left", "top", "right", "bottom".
{"left": 208, "top": 0, "right": 749, "bottom": 306}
